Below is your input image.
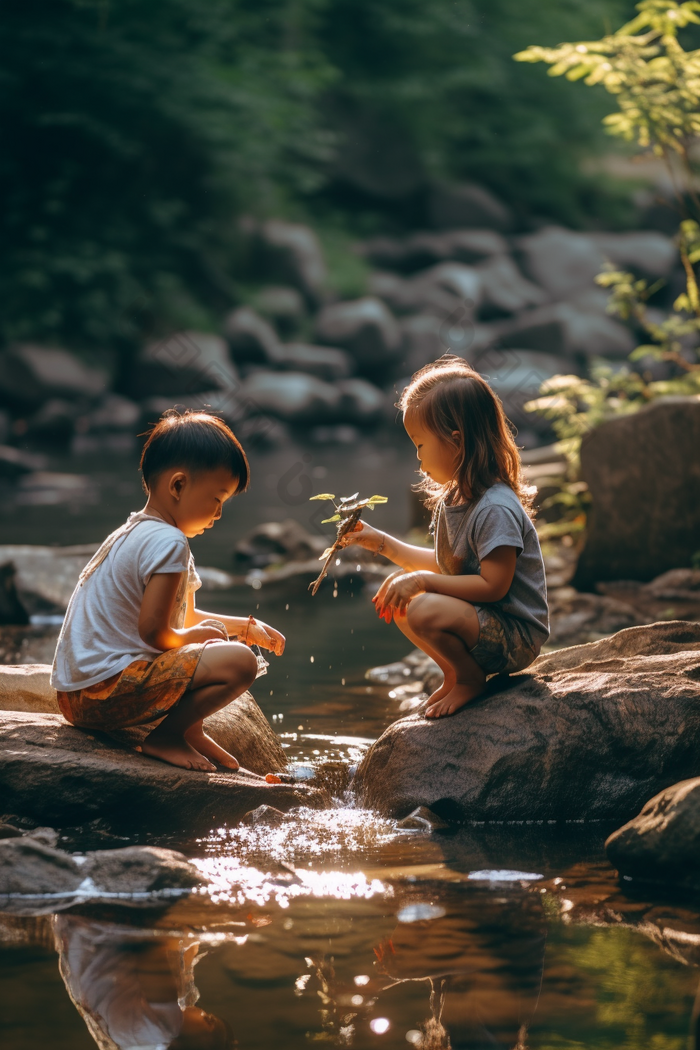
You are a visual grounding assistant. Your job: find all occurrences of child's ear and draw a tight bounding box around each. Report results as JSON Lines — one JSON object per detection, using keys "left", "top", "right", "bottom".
{"left": 168, "top": 471, "right": 187, "bottom": 501}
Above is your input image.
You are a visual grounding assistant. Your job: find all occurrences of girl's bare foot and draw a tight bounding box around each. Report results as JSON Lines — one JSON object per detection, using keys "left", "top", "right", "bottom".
{"left": 425, "top": 672, "right": 455, "bottom": 710}
{"left": 185, "top": 726, "right": 240, "bottom": 771}
{"left": 141, "top": 732, "right": 216, "bottom": 772}
{"left": 425, "top": 682, "right": 485, "bottom": 719}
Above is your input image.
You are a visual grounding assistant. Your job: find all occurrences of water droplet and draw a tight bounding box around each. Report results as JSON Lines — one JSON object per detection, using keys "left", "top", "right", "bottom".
{"left": 406, "top": 1031, "right": 422, "bottom": 1045}
{"left": 397, "top": 903, "right": 446, "bottom": 923}
{"left": 370, "top": 1018, "right": 391, "bottom": 1034}
{"left": 310, "top": 655, "right": 314, "bottom": 663}
{"left": 285, "top": 603, "right": 289, "bottom": 610}
{"left": 354, "top": 975, "right": 370, "bottom": 986}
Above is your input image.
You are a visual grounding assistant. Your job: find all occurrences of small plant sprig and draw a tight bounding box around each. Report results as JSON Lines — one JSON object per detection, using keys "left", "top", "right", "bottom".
{"left": 308, "top": 492, "right": 388, "bottom": 595}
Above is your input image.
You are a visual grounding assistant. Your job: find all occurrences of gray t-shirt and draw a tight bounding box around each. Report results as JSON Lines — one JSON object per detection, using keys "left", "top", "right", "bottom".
{"left": 434, "top": 481, "right": 549, "bottom": 644}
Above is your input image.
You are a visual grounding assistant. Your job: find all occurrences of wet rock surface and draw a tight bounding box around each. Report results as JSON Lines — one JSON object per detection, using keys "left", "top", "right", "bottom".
{"left": 0, "top": 710, "right": 316, "bottom": 830}
{"left": 0, "top": 835, "right": 204, "bottom": 897}
{"left": 354, "top": 621, "right": 700, "bottom": 822}
{"left": 573, "top": 397, "right": 700, "bottom": 587}
{"left": 606, "top": 777, "right": 700, "bottom": 892}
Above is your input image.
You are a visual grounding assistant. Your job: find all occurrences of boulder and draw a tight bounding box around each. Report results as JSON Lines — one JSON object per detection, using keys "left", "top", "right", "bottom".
{"left": 0, "top": 664, "right": 288, "bottom": 775}
{"left": 398, "top": 313, "right": 446, "bottom": 374}
{"left": 315, "top": 297, "right": 402, "bottom": 378}
{"left": 605, "top": 777, "right": 700, "bottom": 891}
{"left": 239, "top": 370, "right": 340, "bottom": 424}
{"left": 476, "top": 255, "right": 547, "bottom": 317}
{"left": 573, "top": 397, "right": 700, "bottom": 587}
{"left": 253, "top": 286, "right": 306, "bottom": 335}
{"left": 547, "top": 588, "right": 646, "bottom": 648}
{"left": 258, "top": 219, "right": 327, "bottom": 307}
{"left": 274, "top": 343, "right": 352, "bottom": 382}
{"left": 234, "top": 519, "right": 326, "bottom": 569}
{"left": 0, "top": 665, "right": 58, "bottom": 713}
{"left": 336, "top": 377, "right": 386, "bottom": 423}
{"left": 516, "top": 227, "right": 676, "bottom": 301}
{"left": 359, "top": 229, "right": 509, "bottom": 273}
{"left": 0, "top": 446, "right": 46, "bottom": 480}
{"left": 370, "top": 263, "right": 482, "bottom": 318}
{"left": 470, "top": 348, "right": 571, "bottom": 434}
{"left": 81, "top": 394, "right": 140, "bottom": 433}
{"left": 0, "top": 542, "right": 96, "bottom": 616}
{"left": 20, "top": 399, "right": 76, "bottom": 446}
{"left": 353, "top": 620, "right": 700, "bottom": 822}
{"left": 0, "top": 837, "right": 203, "bottom": 897}
{"left": 428, "top": 182, "right": 513, "bottom": 232}
{"left": 0, "top": 711, "right": 315, "bottom": 829}
{"left": 0, "top": 345, "right": 108, "bottom": 410}
{"left": 223, "top": 306, "right": 282, "bottom": 366}
{"left": 132, "top": 332, "right": 238, "bottom": 398}
{"left": 496, "top": 300, "right": 635, "bottom": 359}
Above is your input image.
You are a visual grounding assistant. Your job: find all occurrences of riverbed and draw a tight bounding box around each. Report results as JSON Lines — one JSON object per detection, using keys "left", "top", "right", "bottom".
{"left": 1, "top": 439, "right": 699, "bottom": 1049}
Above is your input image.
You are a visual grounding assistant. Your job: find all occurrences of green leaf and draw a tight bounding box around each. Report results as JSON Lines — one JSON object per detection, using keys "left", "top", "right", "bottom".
{"left": 309, "top": 494, "right": 336, "bottom": 502}
{"left": 321, "top": 514, "right": 341, "bottom": 524}
{"left": 367, "top": 495, "right": 389, "bottom": 504}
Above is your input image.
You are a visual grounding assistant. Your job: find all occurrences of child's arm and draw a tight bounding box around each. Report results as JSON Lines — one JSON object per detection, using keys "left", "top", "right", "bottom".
{"left": 184, "top": 593, "right": 285, "bottom": 656}
{"left": 374, "top": 546, "right": 517, "bottom": 619}
{"left": 138, "top": 573, "right": 229, "bottom": 651}
{"left": 340, "top": 520, "right": 439, "bottom": 573}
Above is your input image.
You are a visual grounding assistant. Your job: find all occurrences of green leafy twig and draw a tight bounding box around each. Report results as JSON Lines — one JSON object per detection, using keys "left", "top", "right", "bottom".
{"left": 307, "top": 492, "right": 388, "bottom": 595}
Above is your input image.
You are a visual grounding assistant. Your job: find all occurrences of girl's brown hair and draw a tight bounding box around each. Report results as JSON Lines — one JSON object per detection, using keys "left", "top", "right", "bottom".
{"left": 397, "top": 354, "right": 535, "bottom": 519}
{"left": 139, "top": 409, "right": 250, "bottom": 493}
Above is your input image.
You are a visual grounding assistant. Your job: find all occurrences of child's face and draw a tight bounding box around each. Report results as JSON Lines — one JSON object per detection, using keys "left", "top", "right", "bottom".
{"left": 404, "top": 407, "right": 461, "bottom": 486}
{"left": 166, "top": 467, "right": 239, "bottom": 538}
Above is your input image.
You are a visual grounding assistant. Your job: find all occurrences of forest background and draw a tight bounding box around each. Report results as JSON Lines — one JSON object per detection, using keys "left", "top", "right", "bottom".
{"left": 1, "top": 0, "right": 666, "bottom": 367}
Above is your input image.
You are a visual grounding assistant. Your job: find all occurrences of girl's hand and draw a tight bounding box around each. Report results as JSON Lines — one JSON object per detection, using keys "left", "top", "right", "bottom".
{"left": 373, "top": 571, "right": 429, "bottom": 621}
{"left": 337, "top": 520, "right": 385, "bottom": 553}
{"left": 244, "top": 617, "right": 286, "bottom": 656}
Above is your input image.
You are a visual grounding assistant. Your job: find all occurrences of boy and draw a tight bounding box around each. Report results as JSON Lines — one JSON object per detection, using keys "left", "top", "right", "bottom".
{"left": 51, "top": 409, "right": 285, "bottom": 773}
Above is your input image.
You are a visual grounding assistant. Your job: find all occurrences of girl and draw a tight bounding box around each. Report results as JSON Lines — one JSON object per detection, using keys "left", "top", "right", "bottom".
{"left": 340, "top": 355, "right": 549, "bottom": 718}
{"left": 51, "top": 409, "right": 285, "bottom": 773}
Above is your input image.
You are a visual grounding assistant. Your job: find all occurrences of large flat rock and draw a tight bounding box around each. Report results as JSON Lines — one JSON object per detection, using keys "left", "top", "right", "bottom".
{"left": 353, "top": 621, "right": 700, "bottom": 822}
{"left": 0, "top": 712, "right": 318, "bottom": 829}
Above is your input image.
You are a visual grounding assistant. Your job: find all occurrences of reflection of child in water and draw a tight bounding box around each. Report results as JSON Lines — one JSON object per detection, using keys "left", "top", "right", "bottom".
{"left": 53, "top": 915, "right": 233, "bottom": 1050}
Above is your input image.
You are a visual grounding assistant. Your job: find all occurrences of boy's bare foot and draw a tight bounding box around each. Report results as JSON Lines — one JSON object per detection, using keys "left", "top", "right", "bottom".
{"left": 425, "top": 682, "right": 485, "bottom": 719}
{"left": 185, "top": 726, "right": 240, "bottom": 771}
{"left": 141, "top": 732, "right": 216, "bottom": 772}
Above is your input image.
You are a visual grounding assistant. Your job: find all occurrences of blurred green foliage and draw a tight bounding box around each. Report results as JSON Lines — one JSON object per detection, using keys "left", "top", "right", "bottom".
{"left": 1, "top": 0, "right": 634, "bottom": 350}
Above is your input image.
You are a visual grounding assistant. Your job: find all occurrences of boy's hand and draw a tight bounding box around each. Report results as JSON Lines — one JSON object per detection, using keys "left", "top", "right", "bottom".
{"left": 247, "top": 618, "right": 285, "bottom": 656}
{"left": 338, "top": 520, "right": 385, "bottom": 553}
{"left": 182, "top": 622, "right": 229, "bottom": 644}
{"left": 373, "top": 571, "right": 429, "bottom": 621}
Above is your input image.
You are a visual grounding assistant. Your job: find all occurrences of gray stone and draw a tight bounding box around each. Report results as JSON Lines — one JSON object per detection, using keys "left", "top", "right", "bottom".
{"left": 360, "top": 229, "right": 509, "bottom": 272}
{"left": 496, "top": 301, "right": 634, "bottom": 359}
{"left": 589, "top": 231, "right": 677, "bottom": 277}
{"left": 0, "top": 837, "right": 82, "bottom": 895}
{"left": 0, "top": 543, "right": 97, "bottom": 615}
{"left": 274, "top": 343, "right": 352, "bottom": 382}
{"left": 253, "top": 286, "right": 306, "bottom": 334}
{"left": 22, "top": 399, "right": 76, "bottom": 445}
{"left": 353, "top": 621, "right": 700, "bottom": 822}
{"left": 82, "top": 394, "right": 140, "bottom": 433}
{"left": 0, "top": 711, "right": 316, "bottom": 830}
{"left": 547, "top": 588, "right": 645, "bottom": 648}
{"left": 643, "top": 568, "right": 700, "bottom": 601}
{"left": 0, "top": 345, "right": 108, "bottom": 410}
{"left": 0, "top": 446, "right": 47, "bottom": 479}
{"left": 134, "top": 331, "right": 238, "bottom": 398}
{"left": 83, "top": 845, "right": 203, "bottom": 893}
{"left": 396, "top": 806, "right": 451, "bottom": 831}
{"left": 239, "top": 370, "right": 340, "bottom": 424}
{"left": 259, "top": 220, "right": 327, "bottom": 306}
{"left": 397, "top": 313, "right": 445, "bottom": 374}
{"left": 428, "top": 182, "right": 512, "bottom": 232}
{"left": 371, "top": 264, "right": 482, "bottom": 318}
{"left": 606, "top": 777, "right": 700, "bottom": 891}
{"left": 476, "top": 254, "right": 547, "bottom": 316}
{"left": 336, "top": 377, "right": 386, "bottom": 423}
{"left": 470, "top": 348, "right": 571, "bottom": 434}
{"left": 234, "top": 519, "right": 326, "bottom": 569}
{"left": 573, "top": 397, "right": 700, "bottom": 587}
{"left": 315, "top": 297, "right": 402, "bottom": 377}
{"left": 223, "top": 306, "right": 282, "bottom": 366}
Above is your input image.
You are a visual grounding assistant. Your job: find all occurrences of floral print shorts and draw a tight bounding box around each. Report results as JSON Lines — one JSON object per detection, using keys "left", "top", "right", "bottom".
{"left": 468, "top": 605, "right": 542, "bottom": 676}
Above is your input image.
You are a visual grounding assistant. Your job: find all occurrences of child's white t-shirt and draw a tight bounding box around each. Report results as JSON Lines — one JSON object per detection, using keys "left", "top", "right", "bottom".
{"left": 51, "top": 517, "right": 201, "bottom": 692}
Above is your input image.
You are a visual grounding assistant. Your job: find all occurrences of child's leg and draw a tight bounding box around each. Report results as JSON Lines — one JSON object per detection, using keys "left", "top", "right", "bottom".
{"left": 402, "top": 593, "right": 486, "bottom": 718}
{"left": 142, "top": 642, "right": 258, "bottom": 771}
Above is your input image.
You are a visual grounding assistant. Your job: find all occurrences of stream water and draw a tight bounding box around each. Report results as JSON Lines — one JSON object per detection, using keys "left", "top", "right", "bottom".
{"left": 1, "top": 439, "right": 700, "bottom": 1049}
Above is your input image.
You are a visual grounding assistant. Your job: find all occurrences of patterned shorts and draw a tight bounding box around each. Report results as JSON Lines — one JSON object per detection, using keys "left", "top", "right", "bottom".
{"left": 56, "top": 642, "right": 210, "bottom": 732}
{"left": 468, "top": 605, "right": 542, "bottom": 676}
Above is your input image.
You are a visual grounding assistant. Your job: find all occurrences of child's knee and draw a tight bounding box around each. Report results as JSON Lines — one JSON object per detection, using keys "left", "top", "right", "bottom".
{"left": 407, "top": 592, "right": 443, "bottom": 633}
{"left": 229, "top": 643, "right": 258, "bottom": 686}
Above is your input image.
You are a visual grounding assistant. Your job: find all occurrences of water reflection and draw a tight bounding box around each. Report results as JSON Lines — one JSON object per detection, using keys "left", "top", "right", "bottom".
{"left": 53, "top": 914, "right": 233, "bottom": 1050}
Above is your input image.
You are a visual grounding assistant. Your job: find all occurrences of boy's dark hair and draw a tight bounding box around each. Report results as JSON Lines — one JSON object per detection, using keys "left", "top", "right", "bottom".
{"left": 139, "top": 409, "right": 250, "bottom": 493}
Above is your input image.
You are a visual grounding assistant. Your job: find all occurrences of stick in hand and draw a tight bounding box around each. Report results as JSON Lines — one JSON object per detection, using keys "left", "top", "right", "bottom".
{"left": 308, "top": 492, "right": 388, "bottom": 596}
